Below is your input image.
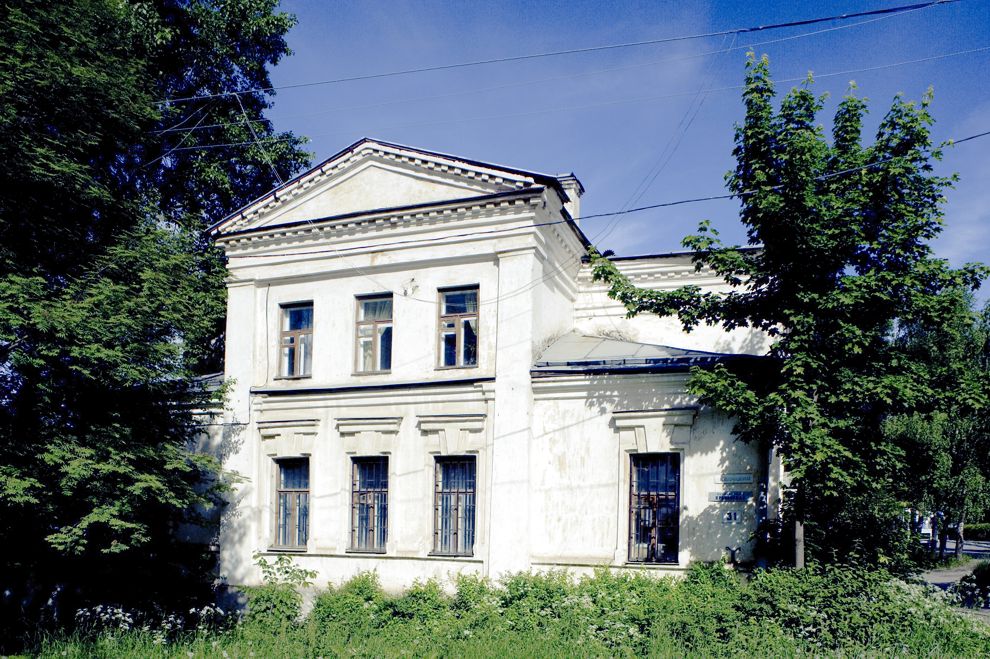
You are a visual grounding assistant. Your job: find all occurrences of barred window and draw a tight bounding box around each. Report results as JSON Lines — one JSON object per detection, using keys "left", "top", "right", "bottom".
{"left": 355, "top": 295, "right": 392, "bottom": 373}
{"left": 628, "top": 453, "right": 680, "bottom": 563}
{"left": 438, "top": 287, "right": 478, "bottom": 368}
{"left": 433, "top": 457, "right": 476, "bottom": 556}
{"left": 279, "top": 303, "right": 313, "bottom": 378}
{"left": 350, "top": 457, "right": 388, "bottom": 552}
{"left": 275, "top": 458, "right": 309, "bottom": 549}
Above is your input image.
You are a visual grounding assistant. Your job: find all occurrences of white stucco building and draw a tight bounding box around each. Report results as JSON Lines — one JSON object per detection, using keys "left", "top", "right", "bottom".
{"left": 209, "top": 138, "right": 778, "bottom": 590}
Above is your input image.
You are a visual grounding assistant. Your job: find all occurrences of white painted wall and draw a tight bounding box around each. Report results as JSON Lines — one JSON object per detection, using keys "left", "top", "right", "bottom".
{"left": 213, "top": 141, "right": 773, "bottom": 592}
{"left": 530, "top": 375, "right": 762, "bottom": 575}
{"left": 575, "top": 257, "right": 772, "bottom": 355}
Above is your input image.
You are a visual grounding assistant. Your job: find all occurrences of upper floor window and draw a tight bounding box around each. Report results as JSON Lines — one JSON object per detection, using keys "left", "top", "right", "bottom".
{"left": 438, "top": 287, "right": 478, "bottom": 368}
{"left": 280, "top": 303, "right": 313, "bottom": 378}
{"left": 356, "top": 295, "right": 392, "bottom": 373}
{"left": 628, "top": 453, "right": 680, "bottom": 564}
{"left": 275, "top": 458, "right": 309, "bottom": 549}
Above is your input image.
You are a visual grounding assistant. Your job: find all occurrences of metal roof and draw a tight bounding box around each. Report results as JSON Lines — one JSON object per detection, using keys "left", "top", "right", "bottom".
{"left": 532, "top": 332, "right": 752, "bottom": 375}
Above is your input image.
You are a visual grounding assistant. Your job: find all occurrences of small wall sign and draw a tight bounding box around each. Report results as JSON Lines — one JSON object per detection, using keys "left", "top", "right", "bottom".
{"left": 709, "top": 490, "right": 751, "bottom": 503}
{"left": 722, "top": 510, "right": 741, "bottom": 524}
{"left": 714, "top": 473, "right": 754, "bottom": 484}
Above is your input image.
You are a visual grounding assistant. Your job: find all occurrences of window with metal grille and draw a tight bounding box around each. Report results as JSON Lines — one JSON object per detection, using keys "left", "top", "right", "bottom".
{"left": 275, "top": 458, "right": 309, "bottom": 549}
{"left": 350, "top": 457, "right": 388, "bottom": 552}
{"left": 355, "top": 295, "right": 392, "bottom": 373}
{"left": 433, "top": 457, "right": 476, "bottom": 556}
{"left": 628, "top": 453, "right": 680, "bottom": 563}
{"left": 279, "top": 303, "right": 313, "bottom": 378}
{"left": 438, "top": 287, "right": 478, "bottom": 368}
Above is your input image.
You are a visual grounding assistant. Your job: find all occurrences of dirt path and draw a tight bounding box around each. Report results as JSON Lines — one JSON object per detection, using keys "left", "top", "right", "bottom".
{"left": 921, "top": 564, "right": 976, "bottom": 589}
{"left": 921, "top": 562, "right": 990, "bottom": 625}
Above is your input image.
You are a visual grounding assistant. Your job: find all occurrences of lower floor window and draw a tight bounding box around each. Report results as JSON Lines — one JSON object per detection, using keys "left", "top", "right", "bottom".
{"left": 433, "top": 457, "right": 476, "bottom": 555}
{"left": 629, "top": 453, "right": 680, "bottom": 563}
{"left": 351, "top": 457, "right": 388, "bottom": 552}
{"left": 275, "top": 458, "right": 309, "bottom": 548}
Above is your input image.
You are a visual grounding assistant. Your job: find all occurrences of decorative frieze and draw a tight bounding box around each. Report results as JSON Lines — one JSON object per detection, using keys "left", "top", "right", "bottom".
{"left": 612, "top": 408, "right": 698, "bottom": 452}
{"left": 258, "top": 418, "right": 320, "bottom": 457}
{"left": 417, "top": 414, "right": 486, "bottom": 455}
{"left": 336, "top": 416, "right": 403, "bottom": 454}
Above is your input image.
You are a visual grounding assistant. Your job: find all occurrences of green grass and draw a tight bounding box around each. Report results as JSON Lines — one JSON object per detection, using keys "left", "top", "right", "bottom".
{"left": 33, "top": 564, "right": 990, "bottom": 658}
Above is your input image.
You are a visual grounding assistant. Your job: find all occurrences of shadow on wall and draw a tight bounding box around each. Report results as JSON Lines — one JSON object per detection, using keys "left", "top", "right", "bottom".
{"left": 214, "top": 417, "right": 251, "bottom": 593}
{"left": 184, "top": 413, "right": 252, "bottom": 599}
{"left": 582, "top": 372, "right": 696, "bottom": 418}
{"left": 581, "top": 372, "right": 763, "bottom": 566}
{"left": 712, "top": 326, "right": 771, "bottom": 356}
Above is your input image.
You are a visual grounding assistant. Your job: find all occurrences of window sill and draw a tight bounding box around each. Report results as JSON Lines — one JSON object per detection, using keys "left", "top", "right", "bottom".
{"left": 351, "top": 370, "right": 391, "bottom": 376}
{"left": 428, "top": 552, "right": 475, "bottom": 559}
{"left": 345, "top": 548, "right": 387, "bottom": 555}
{"left": 267, "top": 546, "right": 307, "bottom": 553}
{"left": 273, "top": 375, "right": 312, "bottom": 381}
{"left": 435, "top": 364, "right": 479, "bottom": 371}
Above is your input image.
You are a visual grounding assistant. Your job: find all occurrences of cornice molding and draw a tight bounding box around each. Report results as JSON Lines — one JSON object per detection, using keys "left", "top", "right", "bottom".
{"left": 220, "top": 192, "right": 544, "bottom": 255}
{"left": 335, "top": 417, "right": 403, "bottom": 435}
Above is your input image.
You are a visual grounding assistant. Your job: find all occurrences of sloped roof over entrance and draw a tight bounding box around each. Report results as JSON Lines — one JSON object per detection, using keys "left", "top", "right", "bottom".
{"left": 532, "top": 332, "right": 754, "bottom": 376}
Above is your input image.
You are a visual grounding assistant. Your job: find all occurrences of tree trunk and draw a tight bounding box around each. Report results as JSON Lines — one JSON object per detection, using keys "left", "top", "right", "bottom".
{"left": 955, "top": 511, "right": 966, "bottom": 559}
{"left": 794, "top": 519, "right": 805, "bottom": 568}
{"left": 939, "top": 529, "right": 947, "bottom": 560}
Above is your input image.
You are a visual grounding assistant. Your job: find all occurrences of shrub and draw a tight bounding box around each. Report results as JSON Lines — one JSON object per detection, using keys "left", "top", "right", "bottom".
{"left": 967, "top": 523, "right": 990, "bottom": 540}
{"left": 741, "top": 565, "right": 989, "bottom": 653}
{"left": 952, "top": 561, "right": 990, "bottom": 609}
{"left": 498, "top": 570, "right": 572, "bottom": 632}
{"left": 242, "top": 553, "right": 316, "bottom": 630}
{"left": 652, "top": 562, "right": 744, "bottom": 651}
{"left": 35, "top": 564, "right": 990, "bottom": 657}
{"left": 387, "top": 579, "right": 451, "bottom": 625}
{"left": 309, "top": 571, "right": 387, "bottom": 640}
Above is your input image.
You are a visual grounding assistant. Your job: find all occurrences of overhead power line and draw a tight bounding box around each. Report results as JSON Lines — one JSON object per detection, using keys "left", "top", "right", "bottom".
{"left": 161, "top": 0, "right": 959, "bottom": 105}
{"left": 167, "top": 45, "right": 990, "bottom": 154}
{"left": 156, "top": 2, "right": 932, "bottom": 137}
{"left": 218, "top": 127, "right": 988, "bottom": 311}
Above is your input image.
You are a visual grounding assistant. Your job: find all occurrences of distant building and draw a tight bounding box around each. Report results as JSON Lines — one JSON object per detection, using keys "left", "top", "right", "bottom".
{"left": 208, "top": 138, "right": 779, "bottom": 590}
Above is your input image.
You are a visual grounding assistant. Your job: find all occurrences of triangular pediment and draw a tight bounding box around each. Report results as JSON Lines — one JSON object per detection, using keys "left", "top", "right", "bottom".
{"left": 212, "top": 138, "right": 559, "bottom": 236}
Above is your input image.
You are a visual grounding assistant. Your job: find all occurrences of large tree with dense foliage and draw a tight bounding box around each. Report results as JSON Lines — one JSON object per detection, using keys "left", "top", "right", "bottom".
{"left": 0, "top": 0, "right": 309, "bottom": 631}
{"left": 886, "top": 295, "right": 990, "bottom": 559}
{"left": 589, "top": 54, "right": 987, "bottom": 568}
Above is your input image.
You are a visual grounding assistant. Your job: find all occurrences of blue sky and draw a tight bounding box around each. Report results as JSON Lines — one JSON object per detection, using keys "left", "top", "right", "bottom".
{"left": 264, "top": 0, "right": 989, "bottom": 268}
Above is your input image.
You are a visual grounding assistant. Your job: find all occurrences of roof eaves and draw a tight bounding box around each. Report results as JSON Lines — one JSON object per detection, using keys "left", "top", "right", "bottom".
{"left": 213, "top": 187, "right": 546, "bottom": 242}
{"left": 531, "top": 352, "right": 762, "bottom": 374}
{"left": 582, "top": 246, "right": 764, "bottom": 263}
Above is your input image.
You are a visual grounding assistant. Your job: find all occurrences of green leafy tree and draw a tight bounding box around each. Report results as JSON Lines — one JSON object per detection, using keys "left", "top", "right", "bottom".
{"left": 589, "top": 54, "right": 987, "bottom": 568}
{"left": 0, "top": 0, "right": 309, "bottom": 631}
{"left": 886, "top": 295, "right": 990, "bottom": 559}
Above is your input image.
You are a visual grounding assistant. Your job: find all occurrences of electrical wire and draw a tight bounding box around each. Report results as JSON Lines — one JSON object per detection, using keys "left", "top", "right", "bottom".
{"left": 137, "top": 101, "right": 214, "bottom": 169}
{"left": 155, "top": 3, "right": 931, "bottom": 137}
{"left": 236, "top": 93, "right": 284, "bottom": 185}
{"left": 166, "top": 45, "right": 990, "bottom": 153}
{"left": 225, "top": 126, "right": 990, "bottom": 264}
{"left": 159, "top": 1, "right": 958, "bottom": 106}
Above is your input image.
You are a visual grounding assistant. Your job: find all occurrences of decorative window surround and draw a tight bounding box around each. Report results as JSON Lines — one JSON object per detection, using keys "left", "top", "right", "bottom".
{"left": 417, "top": 414, "right": 486, "bottom": 455}
{"left": 259, "top": 418, "right": 320, "bottom": 458}
{"left": 336, "top": 417, "right": 402, "bottom": 454}
{"left": 612, "top": 408, "right": 698, "bottom": 453}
